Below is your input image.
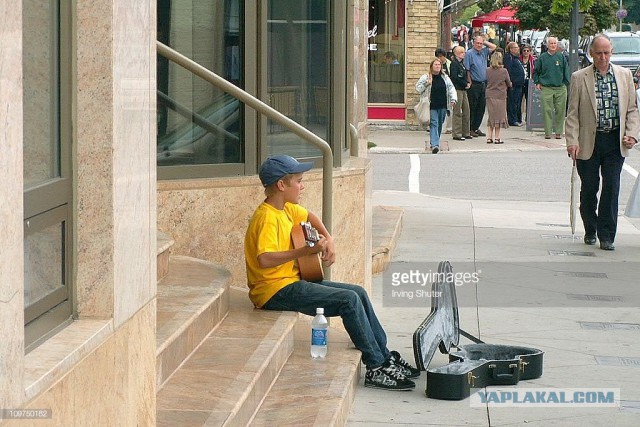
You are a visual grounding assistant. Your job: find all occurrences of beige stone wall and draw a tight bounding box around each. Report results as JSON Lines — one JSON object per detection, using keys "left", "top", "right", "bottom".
{"left": 158, "top": 157, "right": 372, "bottom": 293}
{"left": 406, "top": 0, "right": 440, "bottom": 125}
{"left": 3, "top": 305, "right": 156, "bottom": 427}
{"left": 1, "top": 0, "right": 157, "bottom": 422}
{"left": 0, "top": 0, "right": 26, "bottom": 411}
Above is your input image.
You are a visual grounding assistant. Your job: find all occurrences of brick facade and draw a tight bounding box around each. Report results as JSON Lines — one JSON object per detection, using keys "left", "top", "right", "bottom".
{"left": 406, "top": 1, "right": 441, "bottom": 125}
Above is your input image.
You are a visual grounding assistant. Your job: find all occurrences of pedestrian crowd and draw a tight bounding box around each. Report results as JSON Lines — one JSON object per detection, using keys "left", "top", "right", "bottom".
{"left": 415, "top": 30, "right": 639, "bottom": 251}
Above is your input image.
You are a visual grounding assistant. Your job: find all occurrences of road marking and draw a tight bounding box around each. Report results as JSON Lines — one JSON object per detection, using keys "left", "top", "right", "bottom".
{"left": 623, "top": 163, "right": 638, "bottom": 179}
{"left": 409, "top": 154, "right": 420, "bottom": 193}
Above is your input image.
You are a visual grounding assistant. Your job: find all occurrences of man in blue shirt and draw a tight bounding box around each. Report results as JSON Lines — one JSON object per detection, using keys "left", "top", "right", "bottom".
{"left": 464, "top": 34, "right": 497, "bottom": 137}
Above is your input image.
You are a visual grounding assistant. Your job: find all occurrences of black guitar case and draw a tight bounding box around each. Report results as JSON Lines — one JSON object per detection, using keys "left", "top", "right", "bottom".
{"left": 412, "top": 261, "right": 544, "bottom": 400}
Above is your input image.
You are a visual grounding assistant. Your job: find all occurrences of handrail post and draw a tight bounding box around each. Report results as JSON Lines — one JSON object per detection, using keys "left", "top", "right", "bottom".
{"left": 349, "top": 123, "right": 359, "bottom": 157}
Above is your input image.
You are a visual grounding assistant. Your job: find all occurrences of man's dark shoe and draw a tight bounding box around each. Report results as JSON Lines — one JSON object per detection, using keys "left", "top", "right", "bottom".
{"left": 463, "top": 134, "right": 473, "bottom": 139}
{"left": 389, "top": 350, "right": 421, "bottom": 379}
{"left": 365, "top": 361, "right": 416, "bottom": 391}
{"left": 470, "top": 130, "right": 479, "bottom": 137}
{"left": 452, "top": 136, "right": 465, "bottom": 141}
{"left": 475, "top": 129, "right": 486, "bottom": 136}
{"left": 432, "top": 146, "right": 439, "bottom": 154}
{"left": 583, "top": 235, "right": 596, "bottom": 245}
{"left": 600, "top": 241, "right": 615, "bottom": 251}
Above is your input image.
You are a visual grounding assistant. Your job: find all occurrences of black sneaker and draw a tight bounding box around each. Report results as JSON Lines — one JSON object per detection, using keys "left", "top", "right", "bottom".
{"left": 365, "top": 362, "right": 416, "bottom": 391}
{"left": 389, "top": 350, "right": 421, "bottom": 379}
{"left": 431, "top": 146, "right": 439, "bottom": 154}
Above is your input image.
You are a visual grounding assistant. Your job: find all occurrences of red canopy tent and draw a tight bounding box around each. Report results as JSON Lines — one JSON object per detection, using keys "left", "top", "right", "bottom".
{"left": 471, "top": 7, "right": 519, "bottom": 28}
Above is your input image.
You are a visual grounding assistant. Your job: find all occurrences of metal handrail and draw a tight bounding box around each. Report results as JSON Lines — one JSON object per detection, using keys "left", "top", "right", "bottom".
{"left": 156, "top": 41, "right": 333, "bottom": 235}
{"left": 157, "top": 90, "right": 239, "bottom": 142}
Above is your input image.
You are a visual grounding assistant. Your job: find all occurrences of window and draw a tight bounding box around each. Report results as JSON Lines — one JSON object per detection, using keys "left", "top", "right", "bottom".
{"left": 611, "top": 36, "right": 640, "bottom": 55}
{"left": 368, "top": 0, "right": 406, "bottom": 104}
{"left": 157, "top": 0, "right": 346, "bottom": 179}
{"left": 23, "top": 0, "right": 73, "bottom": 352}
{"left": 266, "top": 0, "right": 330, "bottom": 158}
{"left": 157, "top": 0, "right": 244, "bottom": 178}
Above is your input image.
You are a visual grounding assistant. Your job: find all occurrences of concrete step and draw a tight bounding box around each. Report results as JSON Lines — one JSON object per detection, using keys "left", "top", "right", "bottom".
{"left": 372, "top": 205, "right": 404, "bottom": 275}
{"left": 249, "top": 318, "right": 362, "bottom": 426}
{"left": 156, "top": 255, "right": 231, "bottom": 389}
{"left": 156, "top": 288, "right": 298, "bottom": 426}
{"left": 157, "top": 230, "right": 175, "bottom": 282}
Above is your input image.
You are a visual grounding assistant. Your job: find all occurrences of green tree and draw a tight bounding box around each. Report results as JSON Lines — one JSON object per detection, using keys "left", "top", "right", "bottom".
{"left": 625, "top": 0, "right": 640, "bottom": 25}
{"left": 476, "top": 0, "right": 508, "bottom": 14}
{"left": 457, "top": 5, "right": 481, "bottom": 27}
{"left": 512, "top": 0, "right": 617, "bottom": 39}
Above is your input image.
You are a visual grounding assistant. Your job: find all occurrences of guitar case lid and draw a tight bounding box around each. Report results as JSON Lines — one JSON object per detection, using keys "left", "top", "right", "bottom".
{"left": 412, "top": 260, "right": 460, "bottom": 371}
{"left": 413, "top": 261, "right": 544, "bottom": 400}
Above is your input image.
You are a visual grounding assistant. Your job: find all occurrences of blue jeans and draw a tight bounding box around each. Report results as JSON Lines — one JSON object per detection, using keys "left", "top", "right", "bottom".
{"left": 263, "top": 280, "right": 390, "bottom": 368}
{"left": 429, "top": 108, "right": 447, "bottom": 148}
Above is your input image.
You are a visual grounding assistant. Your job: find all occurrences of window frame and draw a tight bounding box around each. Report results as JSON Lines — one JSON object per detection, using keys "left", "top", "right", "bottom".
{"left": 23, "top": 0, "right": 74, "bottom": 352}
{"left": 157, "top": 0, "right": 348, "bottom": 180}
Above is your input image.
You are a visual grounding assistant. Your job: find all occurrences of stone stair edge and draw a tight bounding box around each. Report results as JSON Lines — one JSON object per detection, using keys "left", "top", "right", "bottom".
{"left": 156, "top": 255, "right": 231, "bottom": 357}
{"left": 157, "top": 230, "right": 175, "bottom": 255}
{"left": 249, "top": 317, "right": 361, "bottom": 426}
{"left": 372, "top": 205, "right": 404, "bottom": 275}
{"left": 156, "top": 294, "right": 299, "bottom": 427}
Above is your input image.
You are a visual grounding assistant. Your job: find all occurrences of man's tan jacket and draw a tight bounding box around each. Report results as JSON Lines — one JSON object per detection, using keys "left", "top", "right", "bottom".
{"left": 565, "top": 63, "right": 640, "bottom": 160}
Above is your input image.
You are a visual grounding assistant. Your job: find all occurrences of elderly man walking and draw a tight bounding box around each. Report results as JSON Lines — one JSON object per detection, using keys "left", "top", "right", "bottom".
{"left": 566, "top": 34, "right": 640, "bottom": 251}
{"left": 464, "top": 34, "right": 496, "bottom": 137}
{"left": 534, "top": 36, "right": 570, "bottom": 139}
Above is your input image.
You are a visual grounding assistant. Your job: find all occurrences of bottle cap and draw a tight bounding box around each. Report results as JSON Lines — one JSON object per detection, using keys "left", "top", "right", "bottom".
{"left": 316, "top": 307, "right": 324, "bottom": 315}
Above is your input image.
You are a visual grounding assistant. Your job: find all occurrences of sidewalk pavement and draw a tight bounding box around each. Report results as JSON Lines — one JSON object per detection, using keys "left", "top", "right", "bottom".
{"left": 368, "top": 123, "right": 566, "bottom": 154}
{"left": 347, "top": 126, "right": 640, "bottom": 426}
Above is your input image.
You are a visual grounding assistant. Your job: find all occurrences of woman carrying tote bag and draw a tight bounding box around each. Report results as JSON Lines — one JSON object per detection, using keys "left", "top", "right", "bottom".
{"left": 416, "top": 59, "right": 457, "bottom": 154}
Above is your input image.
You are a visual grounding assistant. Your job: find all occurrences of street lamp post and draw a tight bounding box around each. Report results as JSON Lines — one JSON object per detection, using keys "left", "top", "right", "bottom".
{"left": 620, "top": 0, "right": 622, "bottom": 31}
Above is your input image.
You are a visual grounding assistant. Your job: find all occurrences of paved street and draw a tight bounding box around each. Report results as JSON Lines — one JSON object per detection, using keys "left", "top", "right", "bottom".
{"left": 347, "top": 125, "right": 640, "bottom": 426}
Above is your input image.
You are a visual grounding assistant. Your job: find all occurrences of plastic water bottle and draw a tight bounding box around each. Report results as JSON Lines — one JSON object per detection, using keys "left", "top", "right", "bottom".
{"left": 311, "top": 307, "right": 328, "bottom": 358}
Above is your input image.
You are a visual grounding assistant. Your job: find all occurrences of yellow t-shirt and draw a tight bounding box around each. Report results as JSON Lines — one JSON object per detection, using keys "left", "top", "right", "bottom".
{"left": 244, "top": 201, "right": 308, "bottom": 308}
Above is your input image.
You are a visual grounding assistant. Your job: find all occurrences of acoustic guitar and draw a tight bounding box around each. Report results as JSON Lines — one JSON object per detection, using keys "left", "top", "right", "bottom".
{"left": 291, "top": 222, "right": 324, "bottom": 282}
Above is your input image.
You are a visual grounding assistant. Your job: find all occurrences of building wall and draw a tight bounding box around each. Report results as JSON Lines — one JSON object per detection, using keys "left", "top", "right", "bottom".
{"left": 1, "top": 0, "right": 370, "bottom": 423}
{"left": 157, "top": 0, "right": 374, "bottom": 295}
{"left": 406, "top": 1, "right": 441, "bottom": 125}
{"left": 364, "top": 0, "right": 440, "bottom": 124}
{"left": 0, "top": 0, "right": 26, "bottom": 412}
{"left": 352, "top": 0, "right": 370, "bottom": 157}
{"left": 157, "top": 157, "right": 373, "bottom": 294}
{"left": 1, "top": 0, "right": 157, "bottom": 423}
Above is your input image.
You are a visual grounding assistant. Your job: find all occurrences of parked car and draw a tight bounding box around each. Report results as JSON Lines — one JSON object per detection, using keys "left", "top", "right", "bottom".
{"left": 579, "top": 32, "right": 640, "bottom": 71}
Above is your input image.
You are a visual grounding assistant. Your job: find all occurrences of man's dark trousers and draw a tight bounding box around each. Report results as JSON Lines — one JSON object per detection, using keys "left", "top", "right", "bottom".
{"left": 576, "top": 131, "right": 625, "bottom": 243}
{"left": 507, "top": 84, "right": 523, "bottom": 125}
{"left": 468, "top": 81, "right": 486, "bottom": 131}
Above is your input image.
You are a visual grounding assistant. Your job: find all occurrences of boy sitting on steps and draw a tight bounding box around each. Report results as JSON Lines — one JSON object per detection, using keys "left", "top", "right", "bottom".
{"left": 244, "top": 154, "right": 419, "bottom": 391}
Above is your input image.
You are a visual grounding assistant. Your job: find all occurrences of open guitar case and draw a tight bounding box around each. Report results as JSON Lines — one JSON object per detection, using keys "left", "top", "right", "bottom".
{"left": 412, "top": 261, "right": 544, "bottom": 400}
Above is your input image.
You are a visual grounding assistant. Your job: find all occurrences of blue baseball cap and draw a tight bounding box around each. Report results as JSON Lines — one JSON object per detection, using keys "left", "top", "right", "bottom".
{"left": 259, "top": 155, "right": 313, "bottom": 187}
